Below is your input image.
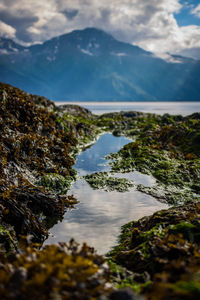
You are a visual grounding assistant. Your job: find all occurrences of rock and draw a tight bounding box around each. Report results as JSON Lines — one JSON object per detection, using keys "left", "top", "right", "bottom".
{"left": 108, "top": 202, "right": 200, "bottom": 299}
{"left": 56, "top": 104, "right": 93, "bottom": 116}
{"left": 109, "top": 288, "right": 143, "bottom": 300}
{"left": 84, "top": 172, "right": 134, "bottom": 192}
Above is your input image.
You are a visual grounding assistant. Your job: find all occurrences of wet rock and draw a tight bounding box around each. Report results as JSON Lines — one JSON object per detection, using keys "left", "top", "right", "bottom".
{"left": 57, "top": 104, "right": 93, "bottom": 116}
{"left": 0, "top": 82, "right": 78, "bottom": 250}
{"left": 109, "top": 288, "right": 144, "bottom": 300}
{"left": 36, "top": 173, "right": 76, "bottom": 194}
{"left": 108, "top": 202, "right": 200, "bottom": 299}
{"left": 0, "top": 240, "right": 112, "bottom": 299}
{"left": 107, "top": 111, "right": 200, "bottom": 205}
{"left": 31, "top": 94, "right": 55, "bottom": 110}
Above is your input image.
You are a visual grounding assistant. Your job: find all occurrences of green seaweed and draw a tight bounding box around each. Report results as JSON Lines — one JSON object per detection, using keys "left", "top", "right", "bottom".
{"left": 37, "top": 173, "right": 76, "bottom": 194}
{"left": 84, "top": 172, "right": 134, "bottom": 192}
{"left": 108, "top": 202, "right": 200, "bottom": 299}
{"left": 108, "top": 135, "right": 200, "bottom": 204}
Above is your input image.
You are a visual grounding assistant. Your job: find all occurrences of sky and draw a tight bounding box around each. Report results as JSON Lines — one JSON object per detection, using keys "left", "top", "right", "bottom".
{"left": 0, "top": 0, "right": 200, "bottom": 59}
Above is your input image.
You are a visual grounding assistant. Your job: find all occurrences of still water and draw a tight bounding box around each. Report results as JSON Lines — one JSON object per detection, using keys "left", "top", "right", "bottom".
{"left": 55, "top": 101, "right": 200, "bottom": 116}
{"left": 45, "top": 134, "right": 168, "bottom": 254}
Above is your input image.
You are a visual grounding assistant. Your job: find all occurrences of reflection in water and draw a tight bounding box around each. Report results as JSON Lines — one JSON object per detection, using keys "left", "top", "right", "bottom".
{"left": 45, "top": 134, "right": 169, "bottom": 254}
{"left": 74, "top": 133, "right": 132, "bottom": 175}
{"left": 113, "top": 171, "right": 156, "bottom": 187}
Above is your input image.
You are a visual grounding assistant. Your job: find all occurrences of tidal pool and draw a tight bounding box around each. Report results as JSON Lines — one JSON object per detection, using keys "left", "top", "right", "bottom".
{"left": 45, "top": 134, "right": 169, "bottom": 254}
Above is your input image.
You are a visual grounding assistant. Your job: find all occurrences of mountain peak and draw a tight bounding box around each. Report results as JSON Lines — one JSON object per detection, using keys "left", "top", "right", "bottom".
{"left": 58, "top": 27, "right": 115, "bottom": 44}
{"left": 73, "top": 27, "right": 114, "bottom": 37}
{"left": 0, "top": 37, "right": 25, "bottom": 54}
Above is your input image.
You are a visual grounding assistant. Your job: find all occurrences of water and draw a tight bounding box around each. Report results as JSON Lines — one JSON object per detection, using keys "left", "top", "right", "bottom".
{"left": 55, "top": 101, "right": 200, "bottom": 116}
{"left": 75, "top": 134, "right": 132, "bottom": 175}
{"left": 45, "top": 134, "right": 168, "bottom": 254}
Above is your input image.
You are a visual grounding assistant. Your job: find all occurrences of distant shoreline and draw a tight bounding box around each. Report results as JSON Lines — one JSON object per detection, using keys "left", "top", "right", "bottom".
{"left": 55, "top": 101, "right": 200, "bottom": 105}
{"left": 54, "top": 101, "right": 200, "bottom": 116}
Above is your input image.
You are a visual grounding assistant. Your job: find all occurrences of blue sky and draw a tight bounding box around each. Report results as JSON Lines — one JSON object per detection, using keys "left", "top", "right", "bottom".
{"left": 175, "top": 0, "right": 200, "bottom": 26}
{"left": 0, "top": 0, "right": 200, "bottom": 59}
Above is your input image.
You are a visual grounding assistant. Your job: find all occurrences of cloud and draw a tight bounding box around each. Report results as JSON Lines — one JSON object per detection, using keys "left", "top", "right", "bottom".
{"left": 0, "top": 0, "right": 199, "bottom": 58}
{"left": 0, "top": 10, "right": 38, "bottom": 42}
{"left": 191, "top": 4, "right": 200, "bottom": 18}
{"left": 62, "top": 9, "right": 79, "bottom": 20}
{"left": 0, "top": 20, "right": 16, "bottom": 39}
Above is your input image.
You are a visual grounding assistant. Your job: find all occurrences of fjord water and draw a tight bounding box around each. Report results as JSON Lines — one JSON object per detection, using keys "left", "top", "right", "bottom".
{"left": 45, "top": 134, "right": 168, "bottom": 254}
{"left": 56, "top": 101, "right": 200, "bottom": 116}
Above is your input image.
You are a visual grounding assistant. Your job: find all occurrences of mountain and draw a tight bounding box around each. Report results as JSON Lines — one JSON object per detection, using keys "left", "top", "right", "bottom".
{"left": 0, "top": 28, "right": 200, "bottom": 101}
{"left": 0, "top": 37, "right": 26, "bottom": 54}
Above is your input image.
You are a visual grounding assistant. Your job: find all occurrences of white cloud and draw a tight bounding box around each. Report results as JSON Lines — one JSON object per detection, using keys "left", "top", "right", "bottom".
{"left": 191, "top": 4, "right": 200, "bottom": 18}
{"left": 0, "top": 0, "right": 200, "bottom": 58}
{"left": 0, "top": 20, "right": 16, "bottom": 39}
{"left": 136, "top": 17, "right": 200, "bottom": 57}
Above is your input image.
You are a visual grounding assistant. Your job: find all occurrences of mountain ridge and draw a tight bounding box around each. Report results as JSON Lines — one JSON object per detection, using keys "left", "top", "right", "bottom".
{"left": 0, "top": 27, "right": 200, "bottom": 101}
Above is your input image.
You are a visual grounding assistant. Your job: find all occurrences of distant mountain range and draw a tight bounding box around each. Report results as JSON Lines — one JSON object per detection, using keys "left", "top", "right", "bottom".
{"left": 0, "top": 27, "right": 200, "bottom": 101}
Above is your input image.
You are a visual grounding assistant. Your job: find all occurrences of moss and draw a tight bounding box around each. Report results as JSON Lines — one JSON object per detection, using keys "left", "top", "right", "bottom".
{"left": 84, "top": 172, "right": 134, "bottom": 192}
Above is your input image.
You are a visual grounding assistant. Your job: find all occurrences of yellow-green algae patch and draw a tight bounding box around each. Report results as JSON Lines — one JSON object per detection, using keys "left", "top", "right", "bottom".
{"left": 84, "top": 172, "right": 134, "bottom": 192}
{"left": 107, "top": 112, "right": 200, "bottom": 205}
{"left": 37, "top": 173, "right": 77, "bottom": 194}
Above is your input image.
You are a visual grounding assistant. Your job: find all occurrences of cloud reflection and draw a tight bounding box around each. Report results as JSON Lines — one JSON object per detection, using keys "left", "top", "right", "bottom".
{"left": 45, "top": 134, "right": 169, "bottom": 254}
{"left": 45, "top": 179, "right": 168, "bottom": 254}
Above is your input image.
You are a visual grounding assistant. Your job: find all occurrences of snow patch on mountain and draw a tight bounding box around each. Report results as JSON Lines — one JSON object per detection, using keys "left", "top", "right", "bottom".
{"left": 80, "top": 48, "right": 94, "bottom": 56}
{"left": 46, "top": 55, "right": 56, "bottom": 62}
{"left": 112, "top": 52, "right": 127, "bottom": 57}
{"left": 0, "top": 49, "right": 9, "bottom": 55}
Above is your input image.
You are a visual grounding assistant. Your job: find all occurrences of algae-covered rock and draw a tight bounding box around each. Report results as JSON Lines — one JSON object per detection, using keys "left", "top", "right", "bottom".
{"left": 55, "top": 104, "right": 100, "bottom": 147}
{"left": 107, "top": 112, "right": 200, "bottom": 205}
{"left": 137, "top": 184, "right": 199, "bottom": 205}
{"left": 37, "top": 173, "right": 76, "bottom": 194}
{"left": 0, "top": 240, "right": 112, "bottom": 300}
{"left": 108, "top": 202, "right": 200, "bottom": 299}
{"left": 84, "top": 172, "right": 134, "bottom": 192}
{"left": 0, "top": 83, "right": 79, "bottom": 250}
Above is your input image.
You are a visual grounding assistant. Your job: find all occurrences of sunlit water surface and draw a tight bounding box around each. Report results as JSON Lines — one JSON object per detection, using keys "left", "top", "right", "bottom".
{"left": 45, "top": 134, "right": 168, "bottom": 254}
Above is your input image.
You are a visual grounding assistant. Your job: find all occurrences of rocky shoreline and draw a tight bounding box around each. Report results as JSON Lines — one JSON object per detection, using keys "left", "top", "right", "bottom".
{"left": 0, "top": 82, "right": 199, "bottom": 299}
